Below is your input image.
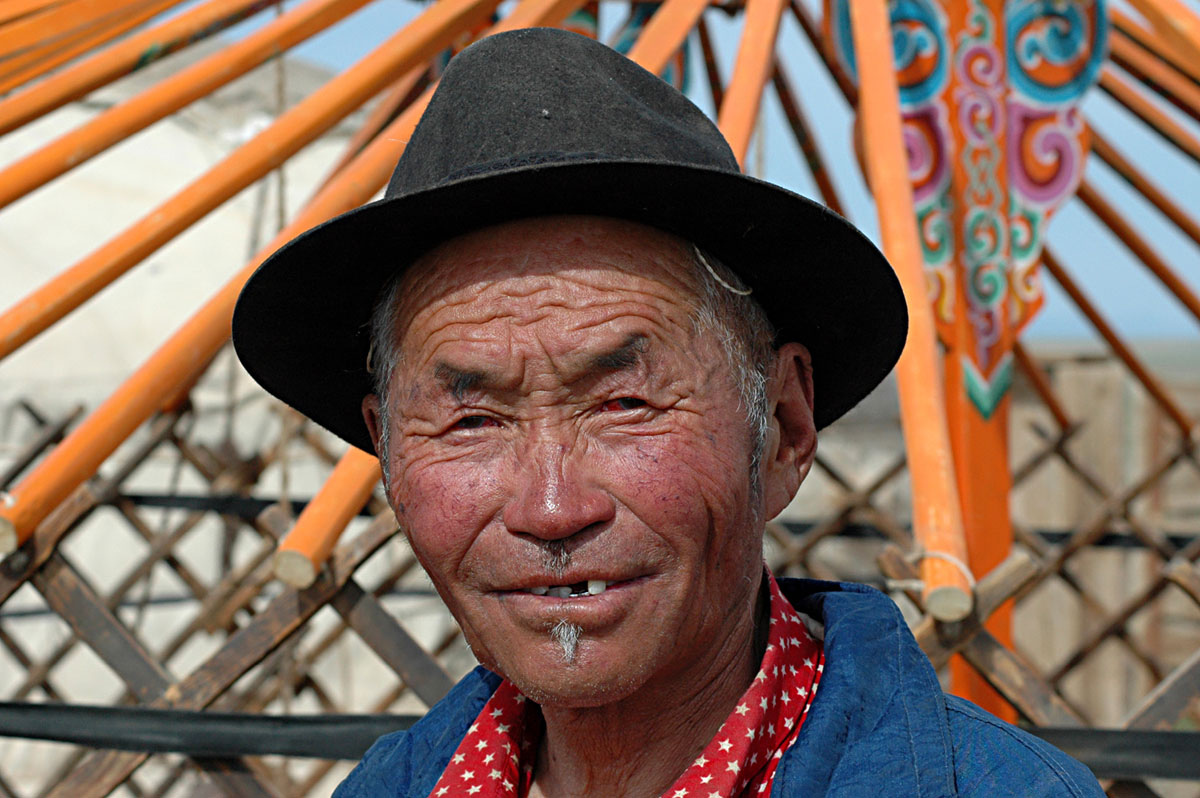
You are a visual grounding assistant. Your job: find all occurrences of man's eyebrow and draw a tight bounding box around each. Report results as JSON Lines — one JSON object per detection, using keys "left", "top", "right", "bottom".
{"left": 586, "top": 334, "right": 649, "bottom": 373}
{"left": 433, "top": 363, "right": 489, "bottom": 400}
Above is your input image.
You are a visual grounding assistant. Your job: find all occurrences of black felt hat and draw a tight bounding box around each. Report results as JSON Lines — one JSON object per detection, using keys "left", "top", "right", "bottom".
{"left": 232, "top": 27, "right": 907, "bottom": 454}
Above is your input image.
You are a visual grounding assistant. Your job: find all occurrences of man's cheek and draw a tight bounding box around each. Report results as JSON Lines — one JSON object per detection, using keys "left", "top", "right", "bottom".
{"left": 400, "top": 464, "right": 504, "bottom": 546}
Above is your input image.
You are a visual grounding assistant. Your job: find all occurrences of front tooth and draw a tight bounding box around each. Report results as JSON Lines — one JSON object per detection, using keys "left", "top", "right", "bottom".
{"left": 549, "top": 586, "right": 571, "bottom": 598}
{"left": 529, "top": 585, "right": 549, "bottom": 595}
{"left": 587, "top": 580, "right": 607, "bottom": 595}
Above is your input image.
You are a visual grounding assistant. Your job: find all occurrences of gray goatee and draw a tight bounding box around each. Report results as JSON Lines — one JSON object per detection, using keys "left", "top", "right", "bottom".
{"left": 550, "top": 619, "right": 582, "bottom": 663}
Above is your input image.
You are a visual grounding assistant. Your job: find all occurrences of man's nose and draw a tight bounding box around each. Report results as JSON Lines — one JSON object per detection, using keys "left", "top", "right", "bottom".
{"left": 501, "top": 439, "right": 615, "bottom": 540}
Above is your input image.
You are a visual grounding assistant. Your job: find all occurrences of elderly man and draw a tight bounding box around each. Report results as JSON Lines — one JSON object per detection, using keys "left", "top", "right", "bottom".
{"left": 233, "top": 27, "right": 1101, "bottom": 798}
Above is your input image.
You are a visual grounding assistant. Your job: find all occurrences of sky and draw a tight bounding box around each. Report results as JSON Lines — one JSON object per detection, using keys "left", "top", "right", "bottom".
{"left": 216, "top": 0, "right": 1200, "bottom": 342}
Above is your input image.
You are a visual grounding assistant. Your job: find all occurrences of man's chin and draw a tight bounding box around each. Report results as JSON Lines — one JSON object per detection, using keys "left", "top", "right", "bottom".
{"left": 490, "top": 641, "right": 654, "bottom": 709}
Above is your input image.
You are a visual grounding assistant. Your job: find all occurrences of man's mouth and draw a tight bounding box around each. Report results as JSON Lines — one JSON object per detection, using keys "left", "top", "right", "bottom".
{"left": 523, "top": 579, "right": 614, "bottom": 598}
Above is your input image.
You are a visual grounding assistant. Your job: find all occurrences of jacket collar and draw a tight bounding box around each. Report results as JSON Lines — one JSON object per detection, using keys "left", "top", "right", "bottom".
{"left": 773, "top": 578, "right": 957, "bottom": 797}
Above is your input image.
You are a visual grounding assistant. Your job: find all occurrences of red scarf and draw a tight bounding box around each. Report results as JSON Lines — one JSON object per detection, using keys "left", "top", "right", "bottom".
{"left": 427, "top": 571, "right": 823, "bottom": 797}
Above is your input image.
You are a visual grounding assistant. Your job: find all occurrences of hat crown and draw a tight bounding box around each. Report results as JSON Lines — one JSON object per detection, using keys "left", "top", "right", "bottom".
{"left": 386, "top": 28, "right": 739, "bottom": 198}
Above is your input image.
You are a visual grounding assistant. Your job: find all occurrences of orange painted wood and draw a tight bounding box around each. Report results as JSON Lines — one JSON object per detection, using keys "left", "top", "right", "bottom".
{"left": 1123, "top": 0, "right": 1200, "bottom": 80}
{"left": 847, "top": 0, "right": 972, "bottom": 622}
{"left": 0, "top": 1, "right": 182, "bottom": 95}
{"left": 717, "top": 0, "right": 787, "bottom": 166}
{"left": 0, "top": 0, "right": 152, "bottom": 61}
{"left": 624, "top": 0, "right": 710, "bottom": 76}
{"left": 1042, "top": 247, "right": 1195, "bottom": 435}
{"left": 0, "top": 0, "right": 499, "bottom": 365}
{"left": 1077, "top": 180, "right": 1200, "bottom": 327}
{"left": 274, "top": 448, "right": 381, "bottom": 587}
{"left": 944, "top": 364, "right": 1016, "bottom": 719}
{"left": 0, "top": 0, "right": 373, "bottom": 213}
{"left": 0, "top": 0, "right": 279, "bottom": 131}
{"left": 0, "top": 0, "right": 69, "bottom": 26}
{"left": 1091, "top": 129, "right": 1200, "bottom": 251}
{"left": 1111, "top": 6, "right": 1200, "bottom": 86}
{"left": 0, "top": 0, "right": 584, "bottom": 551}
{"left": 313, "top": 66, "right": 430, "bottom": 195}
{"left": 1110, "top": 30, "right": 1200, "bottom": 125}
{"left": 1100, "top": 67, "right": 1200, "bottom": 166}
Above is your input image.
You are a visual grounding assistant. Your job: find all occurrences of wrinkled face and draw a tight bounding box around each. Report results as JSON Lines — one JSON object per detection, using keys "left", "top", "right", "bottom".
{"left": 365, "top": 217, "right": 769, "bottom": 707}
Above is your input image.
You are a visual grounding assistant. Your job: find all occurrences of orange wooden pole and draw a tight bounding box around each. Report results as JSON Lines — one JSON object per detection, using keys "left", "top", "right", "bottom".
{"left": 0, "top": 0, "right": 153, "bottom": 60}
{"left": 1042, "top": 247, "right": 1195, "bottom": 435}
{"left": 624, "top": 0, "right": 710, "bottom": 75}
{"left": 717, "top": 0, "right": 787, "bottom": 166}
{"left": 0, "top": 0, "right": 584, "bottom": 554}
{"left": 274, "top": 448, "right": 381, "bottom": 587}
{"left": 1091, "top": 129, "right": 1200, "bottom": 251}
{"left": 847, "top": 0, "right": 972, "bottom": 622}
{"left": 313, "top": 67, "right": 430, "bottom": 194}
{"left": 0, "top": 0, "right": 69, "bottom": 26}
{"left": 1077, "top": 180, "right": 1200, "bottom": 327}
{"left": 1110, "top": 31, "right": 1200, "bottom": 124}
{"left": 0, "top": 0, "right": 499, "bottom": 365}
{"left": 0, "top": 0, "right": 184, "bottom": 91}
{"left": 0, "top": 0, "right": 279, "bottom": 134}
{"left": 0, "top": 0, "right": 372, "bottom": 213}
{"left": 1100, "top": 67, "right": 1200, "bottom": 167}
{"left": 1122, "top": 0, "right": 1200, "bottom": 80}
{"left": 1111, "top": 7, "right": 1200, "bottom": 87}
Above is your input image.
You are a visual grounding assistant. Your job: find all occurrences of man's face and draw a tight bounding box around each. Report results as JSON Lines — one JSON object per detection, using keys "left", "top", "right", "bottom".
{"left": 365, "top": 216, "right": 778, "bottom": 708}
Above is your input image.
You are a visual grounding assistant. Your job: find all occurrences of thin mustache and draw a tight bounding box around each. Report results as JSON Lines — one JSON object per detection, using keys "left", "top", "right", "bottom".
{"left": 542, "top": 541, "right": 570, "bottom": 575}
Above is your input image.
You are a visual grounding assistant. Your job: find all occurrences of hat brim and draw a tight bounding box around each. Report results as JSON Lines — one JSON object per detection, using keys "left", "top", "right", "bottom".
{"left": 233, "top": 161, "right": 907, "bottom": 453}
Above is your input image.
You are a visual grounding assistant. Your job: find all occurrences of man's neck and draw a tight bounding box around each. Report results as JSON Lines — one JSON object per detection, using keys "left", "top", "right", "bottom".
{"left": 528, "top": 583, "right": 769, "bottom": 798}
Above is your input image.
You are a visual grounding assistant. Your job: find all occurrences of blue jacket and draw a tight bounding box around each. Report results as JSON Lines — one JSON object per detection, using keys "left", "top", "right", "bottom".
{"left": 336, "top": 579, "right": 1103, "bottom": 796}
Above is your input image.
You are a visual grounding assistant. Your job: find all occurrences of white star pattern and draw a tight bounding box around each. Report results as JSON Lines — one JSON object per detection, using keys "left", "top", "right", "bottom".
{"left": 419, "top": 571, "right": 823, "bottom": 798}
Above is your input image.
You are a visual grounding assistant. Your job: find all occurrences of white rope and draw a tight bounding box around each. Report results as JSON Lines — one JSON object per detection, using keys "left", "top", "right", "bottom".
{"left": 913, "top": 549, "right": 977, "bottom": 589}
{"left": 693, "top": 245, "right": 752, "bottom": 296}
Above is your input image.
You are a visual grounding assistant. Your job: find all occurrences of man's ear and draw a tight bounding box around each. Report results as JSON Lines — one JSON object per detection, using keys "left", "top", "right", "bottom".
{"left": 761, "top": 342, "right": 817, "bottom": 520}
{"left": 362, "top": 394, "right": 386, "bottom": 455}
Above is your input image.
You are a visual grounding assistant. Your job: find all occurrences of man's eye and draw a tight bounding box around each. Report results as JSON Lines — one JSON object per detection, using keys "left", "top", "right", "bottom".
{"left": 599, "top": 397, "right": 646, "bottom": 412}
{"left": 453, "top": 415, "right": 498, "bottom": 430}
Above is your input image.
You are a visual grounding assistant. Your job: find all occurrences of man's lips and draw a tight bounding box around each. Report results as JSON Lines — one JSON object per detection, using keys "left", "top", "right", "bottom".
{"left": 494, "top": 575, "right": 647, "bottom": 599}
